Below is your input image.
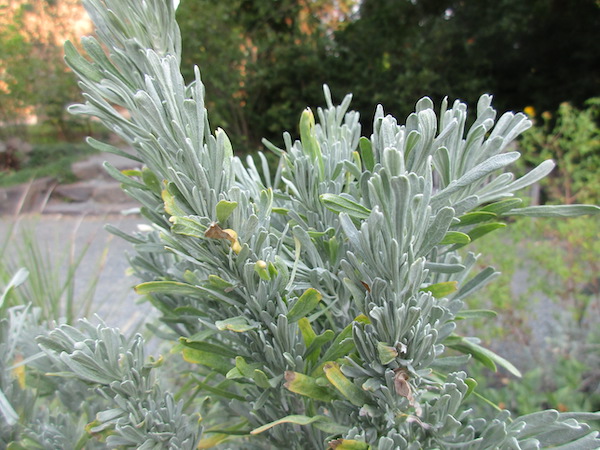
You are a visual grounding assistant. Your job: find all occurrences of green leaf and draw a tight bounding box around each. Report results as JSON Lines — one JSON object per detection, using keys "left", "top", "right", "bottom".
{"left": 315, "top": 314, "right": 370, "bottom": 374}
{"left": 197, "top": 433, "right": 233, "bottom": 449}
{"left": 135, "top": 280, "right": 202, "bottom": 297}
{"left": 480, "top": 199, "right": 523, "bottom": 215}
{"left": 455, "top": 211, "right": 497, "bottom": 226}
{"left": 181, "top": 348, "right": 231, "bottom": 375}
{"left": 121, "top": 169, "right": 142, "bottom": 177}
{"left": 305, "top": 330, "right": 335, "bottom": 364}
{"left": 359, "top": 137, "right": 375, "bottom": 171}
{"left": 446, "top": 335, "right": 522, "bottom": 377}
{"left": 180, "top": 338, "right": 237, "bottom": 358}
{"left": 320, "top": 193, "right": 371, "bottom": 219}
{"left": 323, "top": 362, "right": 370, "bottom": 406}
{"left": 468, "top": 222, "right": 506, "bottom": 242}
{"left": 253, "top": 369, "right": 273, "bottom": 389}
{"left": 169, "top": 215, "right": 205, "bottom": 238}
{"left": 102, "top": 162, "right": 147, "bottom": 190}
{"left": 298, "top": 317, "right": 317, "bottom": 347}
{"left": 250, "top": 414, "right": 331, "bottom": 435}
{"left": 191, "top": 377, "right": 246, "bottom": 402}
{"left": 141, "top": 167, "right": 161, "bottom": 193}
{"left": 216, "top": 200, "right": 238, "bottom": 223}
{"left": 505, "top": 204, "right": 600, "bottom": 217}
{"left": 439, "top": 231, "right": 471, "bottom": 245}
{"left": 227, "top": 357, "right": 268, "bottom": 383}
{"left": 376, "top": 342, "right": 398, "bottom": 365}
{"left": 284, "top": 371, "right": 336, "bottom": 401}
{"left": 162, "top": 187, "right": 186, "bottom": 217}
{"left": 464, "top": 377, "right": 477, "bottom": 398}
{"left": 208, "top": 275, "right": 234, "bottom": 291}
{"left": 456, "top": 309, "right": 498, "bottom": 320}
{"left": 287, "top": 288, "right": 322, "bottom": 323}
{"left": 420, "top": 281, "right": 458, "bottom": 298}
{"left": 215, "top": 316, "right": 258, "bottom": 333}
{"left": 233, "top": 356, "right": 260, "bottom": 378}
{"left": 254, "top": 260, "right": 271, "bottom": 281}
{"left": 300, "top": 108, "right": 325, "bottom": 178}
{"left": 136, "top": 280, "right": 238, "bottom": 307}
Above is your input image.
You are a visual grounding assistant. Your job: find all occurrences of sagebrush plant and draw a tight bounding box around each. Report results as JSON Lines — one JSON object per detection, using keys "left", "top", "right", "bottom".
{"left": 11, "top": 0, "right": 600, "bottom": 447}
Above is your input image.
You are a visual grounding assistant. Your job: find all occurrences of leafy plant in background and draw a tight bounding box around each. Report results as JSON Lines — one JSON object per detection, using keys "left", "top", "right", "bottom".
{"left": 6, "top": 0, "right": 600, "bottom": 448}
{"left": 519, "top": 99, "right": 600, "bottom": 205}
{"left": 459, "top": 99, "right": 600, "bottom": 417}
{"left": 0, "top": 216, "right": 105, "bottom": 324}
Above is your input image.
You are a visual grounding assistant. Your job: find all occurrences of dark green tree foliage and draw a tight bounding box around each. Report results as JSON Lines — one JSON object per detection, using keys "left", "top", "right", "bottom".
{"left": 178, "top": 0, "right": 334, "bottom": 151}
{"left": 332, "top": 0, "right": 600, "bottom": 131}
{"left": 178, "top": 0, "right": 600, "bottom": 149}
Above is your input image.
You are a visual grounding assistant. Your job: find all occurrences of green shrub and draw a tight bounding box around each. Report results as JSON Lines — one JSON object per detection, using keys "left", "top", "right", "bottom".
{"left": 461, "top": 99, "right": 600, "bottom": 417}
{"left": 519, "top": 99, "right": 600, "bottom": 205}
{"left": 3, "top": 0, "right": 599, "bottom": 448}
{"left": 0, "top": 219, "right": 129, "bottom": 448}
{"left": 0, "top": 143, "right": 95, "bottom": 187}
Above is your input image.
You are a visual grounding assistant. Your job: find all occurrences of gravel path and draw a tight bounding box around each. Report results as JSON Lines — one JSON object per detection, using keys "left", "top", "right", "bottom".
{"left": 0, "top": 213, "right": 154, "bottom": 334}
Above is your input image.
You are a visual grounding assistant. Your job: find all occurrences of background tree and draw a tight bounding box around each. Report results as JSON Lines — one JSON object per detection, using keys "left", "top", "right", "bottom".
{"left": 331, "top": 0, "right": 600, "bottom": 131}
{"left": 0, "top": 0, "right": 90, "bottom": 140}
{"left": 178, "top": 0, "right": 355, "bottom": 151}
{"left": 178, "top": 0, "right": 600, "bottom": 148}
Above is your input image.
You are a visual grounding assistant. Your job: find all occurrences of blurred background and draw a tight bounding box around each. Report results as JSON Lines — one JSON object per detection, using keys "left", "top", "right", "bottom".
{"left": 1, "top": 0, "right": 599, "bottom": 153}
{"left": 0, "top": 0, "right": 599, "bottom": 417}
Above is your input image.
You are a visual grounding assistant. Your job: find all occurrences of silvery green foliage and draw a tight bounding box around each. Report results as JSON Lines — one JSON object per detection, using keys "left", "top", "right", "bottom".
{"left": 1, "top": 273, "right": 199, "bottom": 449}
{"left": 36, "top": 320, "right": 202, "bottom": 449}
{"left": 0, "top": 302, "right": 102, "bottom": 449}
{"left": 54, "top": 0, "right": 600, "bottom": 448}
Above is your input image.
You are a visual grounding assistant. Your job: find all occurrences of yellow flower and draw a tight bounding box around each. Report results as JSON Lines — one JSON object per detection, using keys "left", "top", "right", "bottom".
{"left": 524, "top": 106, "right": 536, "bottom": 117}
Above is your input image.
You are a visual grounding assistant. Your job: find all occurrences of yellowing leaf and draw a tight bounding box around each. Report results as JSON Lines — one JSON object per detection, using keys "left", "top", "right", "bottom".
{"left": 328, "top": 439, "right": 371, "bottom": 449}
{"left": 284, "top": 371, "right": 336, "bottom": 401}
{"left": 323, "top": 362, "right": 370, "bottom": 407}
{"left": 287, "top": 288, "right": 322, "bottom": 323}
{"left": 250, "top": 414, "right": 330, "bottom": 435}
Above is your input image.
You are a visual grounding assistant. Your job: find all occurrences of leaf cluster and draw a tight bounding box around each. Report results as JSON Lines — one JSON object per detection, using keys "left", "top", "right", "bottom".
{"left": 13, "top": 0, "right": 600, "bottom": 448}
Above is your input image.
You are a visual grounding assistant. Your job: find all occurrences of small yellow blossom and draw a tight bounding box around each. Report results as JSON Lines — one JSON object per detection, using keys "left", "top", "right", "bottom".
{"left": 523, "top": 106, "right": 536, "bottom": 117}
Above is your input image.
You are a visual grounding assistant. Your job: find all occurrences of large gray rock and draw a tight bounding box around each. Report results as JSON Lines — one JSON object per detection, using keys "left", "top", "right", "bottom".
{"left": 92, "top": 183, "right": 132, "bottom": 204}
{"left": 53, "top": 181, "right": 98, "bottom": 202}
{"left": 71, "top": 153, "right": 139, "bottom": 181}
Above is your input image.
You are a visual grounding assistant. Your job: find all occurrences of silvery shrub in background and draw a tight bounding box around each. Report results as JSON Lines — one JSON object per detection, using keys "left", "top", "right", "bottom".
{"left": 13, "top": 0, "right": 599, "bottom": 447}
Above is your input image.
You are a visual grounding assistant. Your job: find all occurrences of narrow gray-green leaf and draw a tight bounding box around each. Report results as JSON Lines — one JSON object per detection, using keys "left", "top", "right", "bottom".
{"left": 320, "top": 194, "right": 371, "bottom": 219}
{"left": 505, "top": 204, "right": 600, "bottom": 217}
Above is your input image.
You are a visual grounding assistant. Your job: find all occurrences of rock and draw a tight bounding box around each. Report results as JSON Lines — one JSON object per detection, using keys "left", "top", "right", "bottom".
{"left": 53, "top": 181, "right": 97, "bottom": 202}
{"left": 92, "top": 183, "right": 132, "bottom": 204}
{"left": 71, "top": 153, "right": 139, "bottom": 181}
